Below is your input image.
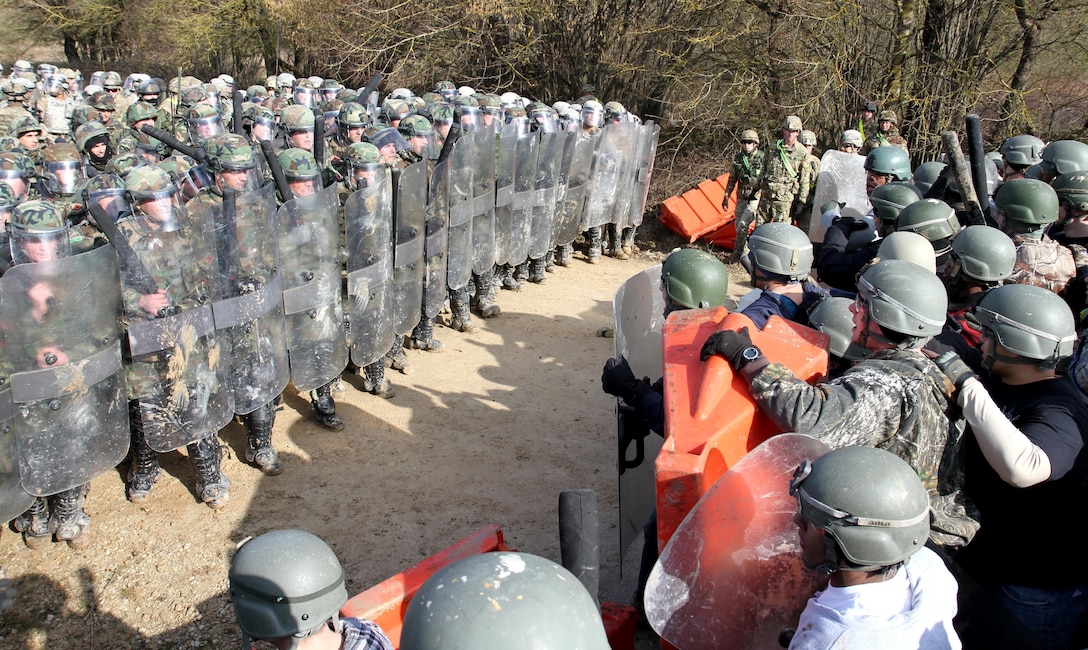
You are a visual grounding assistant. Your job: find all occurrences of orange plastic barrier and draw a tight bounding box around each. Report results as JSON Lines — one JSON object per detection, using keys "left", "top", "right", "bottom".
{"left": 658, "top": 173, "right": 739, "bottom": 248}
{"left": 341, "top": 525, "right": 513, "bottom": 647}
{"left": 655, "top": 310, "right": 829, "bottom": 548}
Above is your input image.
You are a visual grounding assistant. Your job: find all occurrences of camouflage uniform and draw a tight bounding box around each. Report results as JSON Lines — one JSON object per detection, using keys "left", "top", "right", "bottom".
{"left": 861, "top": 110, "right": 909, "bottom": 157}
{"left": 725, "top": 141, "right": 764, "bottom": 263}
{"left": 0, "top": 81, "right": 33, "bottom": 136}
{"left": 747, "top": 350, "right": 978, "bottom": 548}
{"left": 757, "top": 125, "right": 811, "bottom": 226}
{"left": 1006, "top": 233, "right": 1076, "bottom": 296}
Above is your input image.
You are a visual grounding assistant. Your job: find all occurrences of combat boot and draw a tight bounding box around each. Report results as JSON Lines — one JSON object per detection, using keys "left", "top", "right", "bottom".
{"left": 13, "top": 497, "right": 51, "bottom": 549}
{"left": 361, "top": 362, "right": 396, "bottom": 398}
{"left": 49, "top": 485, "right": 91, "bottom": 549}
{"left": 586, "top": 227, "right": 602, "bottom": 263}
{"left": 557, "top": 244, "right": 573, "bottom": 267}
{"left": 127, "top": 419, "right": 161, "bottom": 502}
{"left": 244, "top": 403, "right": 282, "bottom": 476}
{"left": 310, "top": 382, "right": 344, "bottom": 431}
{"left": 514, "top": 261, "right": 529, "bottom": 282}
{"left": 384, "top": 338, "right": 413, "bottom": 374}
{"left": 545, "top": 252, "right": 556, "bottom": 273}
{"left": 621, "top": 227, "right": 636, "bottom": 257}
{"left": 528, "top": 256, "right": 547, "bottom": 284}
{"left": 473, "top": 268, "right": 501, "bottom": 318}
{"left": 448, "top": 289, "right": 479, "bottom": 333}
{"left": 410, "top": 316, "right": 444, "bottom": 351}
{"left": 499, "top": 264, "right": 522, "bottom": 291}
{"left": 188, "top": 435, "right": 231, "bottom": 509}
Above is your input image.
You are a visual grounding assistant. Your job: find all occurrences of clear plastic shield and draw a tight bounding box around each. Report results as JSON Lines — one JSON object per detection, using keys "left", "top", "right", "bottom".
{"left": 627, "top": 122, "right": 660, "bottom": 229}
{"left": 0, "top": 244, "right": 129, "bottom": 496}
{"left": 645, "top": 434, "right": 832, "bottom": 650}
{"left": 509, "top": 127, "right": 537, "bottom": 266}
{"left": 209, "top": 183, "right": 290, "bottom": 414}
{"left": 608, "top": 122, "right": 640, "bottom": 229}
{"left": 471, "top": 123, "right": 497, "bottom": 274}
{"left": 808, "top": 149, "right": 870, "bottom": 243}
{"left": 344, "top": 171, "right": 395, "bottom": 368}
{"left": 446, "top": 135, "right": 474, "bottom": 291}
{"left": 393, "top": 161, "right": 427, "bottom": 336}
{"left": 549, "top": 129, "right": 577, "bottom": 248}
{"left": 554, "top": 134, "right": 596, "bottom": 247}
{"left": 276, "top": 182, "right": 348, "bottom": 391}
{"left": 121, "top": 204, "right": 234, "bottom": 452}
{"left": 0, "top": 385, "right": 34, "bottom": 522}
{"left": 529, "top": 131, "right": 559, "bottom": 259}
{"left": 584, "top": 124, "right": 634, "bottom": 229}
{"left": 424, "top": 159, "right": 451, "bottom": 319}
{"left": 494, "top": 122, "right": 518, "bottom": 265}
{"left": 613, "top": 265, "right": 666, "bottom": 556}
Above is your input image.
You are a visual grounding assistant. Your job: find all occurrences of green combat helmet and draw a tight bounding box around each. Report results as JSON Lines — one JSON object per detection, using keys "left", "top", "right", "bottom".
{"left": 400, "top": 552, "right": 610, "bottom": 650}
{"left": 0, "top": 182, "right": 19, "bottom": 225}
{"left": 870, "top": 181, "right": 922, "bottom": 229}
{"left": 1052, "top": 170, "right": 1088, "bottom": 214}
{"left": 40, "top": 142, "right": 84, "bottom": 200}
{"left": 11, "top": 116, "right": 43, "bottom": 139}
{"left": 999, "top": 134, "right": 1045, "bottom": 168}
{"left": 89, "top": 90, "right": 115, "bottom": 112}
{"left": 604, "top": 101, "right": 628, "bottom": 123}
{"left": 974, "top": 284, "right": 1076, "bottom": 370}
{"left": 856, "top": 259, "right": 947, "bottom": 346}
{"left": 789, "top": 446, "right": 930, "bottom": 574}
{"left": 799, "top": 130, "right": 817, "bottom": 147}
{"left": 434, "top": 80, "right": 457, "bottom": 100}
{"left": 876, "top": 231, "right": 937, "bottom": 274}
{"left": 75, "top": 120, "right": 111, "bottom": 156}
{"left": 126, "top": 101, "right": 160, "bottom": 129}
{"left": 747, "top": 222, "right": 813, "bottom": 281}
{"left": 1040, "top": 140, "right": 1088, "bottom": 178}
{"left": 229, "top": 530, "right": 349, "bottom": 650}
{"left": 346, "top": 142, "right": 383, "bottom": 190}
{"left": 203, "top": 133, "right": 256, "bottom": 174}
{"left": 126, "top": 166, "right": 183, "bottom": 232}
{"left": 82, "top": 172, "right": 128, "bottom": 221}
{"left": 278, "top": 147, "right": 319, "bottom": 180}
{"left": 280, "top": 104, "right": 315, "bottom": 134}
{"left": 0, "top": 151, "right": 35, "bottom": 199}
{"left": 70, "top": 105, "right": 102, "bottom": 132}
{"left": 994, "top": 178, "right": 1059, "bottom": 238}
{"left": 107, "top": 151, "right": 147, "bottom": 176}
{"left": 337, "top": 102, "right": 368, "bottom": 142}
{"left": 660, "top": 248, "right": 729, "bottom": 310}
{"left": 912, "top": 161, "right": 946, "bottom": 195}
{"left": 187, "top": 103, "right": 223, "bottom": 145}
{"left": 894, "top": 198, "right": 962, "bottom": 244}
{"left": 807, "top": 296, "right": 869, "bottom": 361}
{"left": 398, "top": 114, "right": 433, "bottom": 139}
{"left": 10, "top": 199, "right": 71, "bottom": 264}
{"left": 864, "top": 146, "right": 912, "bottom": 182}
{"left": 947, "top": 225, "right": 1016, "bottom": 285}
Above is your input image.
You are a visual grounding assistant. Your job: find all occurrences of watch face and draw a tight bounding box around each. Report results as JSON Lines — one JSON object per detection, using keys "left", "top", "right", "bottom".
{"left": 742, "top": 346, "right": 760, "bottom": 361}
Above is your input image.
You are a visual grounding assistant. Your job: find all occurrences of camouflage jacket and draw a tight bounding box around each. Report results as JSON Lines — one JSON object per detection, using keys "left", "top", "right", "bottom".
{"left": 1007, "top": 233, "right": 1076, "bottom": 296}
{"left": 861, "top": 130, "right": 909, "bottom": 157}
{"left": 747, "top": 348, "right": 979, "bottom": 547}
{"left": 0, "top": 104, "right": 32, "bottom": 137}
{"left": 759, "top": 140, "right": 811, "bottom": 204}
{"left": 725, "top": 149, "right": 765, "bottom": 201}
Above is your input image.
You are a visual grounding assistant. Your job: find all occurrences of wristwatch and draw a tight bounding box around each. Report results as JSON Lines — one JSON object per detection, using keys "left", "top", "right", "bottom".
{"left": 739, "top": 346, "right": 762, "bottom": 366}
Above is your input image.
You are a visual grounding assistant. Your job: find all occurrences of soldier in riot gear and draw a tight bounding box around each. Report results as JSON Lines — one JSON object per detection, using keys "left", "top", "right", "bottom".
{"left": 724, "top": 128, "right": 765, "bottom": 264}
{"left": 739, "top": 222, "right": 827, "bottom": 328}
{"left": 38, "top": 142, "right": 85, "bottom": 206}
{"left": 280, "top": 104, "right": 316, "bottom": 153}
{"left": 998, "top": 134, "right": 1045, "bottom": 182}
{"left": 36, "top": 72, "right": 75, "bottom": 143}
{"left": 1033, "top": 139, "right": 1088, "bottom": 184}
{"left": 894, "top": 198, "right": 962, "bottom": 274}
{"left": 0, "top": 79, "right": 33, "bottom": 136}
{"left": 0, "top": 150, "right": 37, "bottom": 201}
{"left": 578, "top": 100, "right": 606, "bottom": 262}
{"left": 994, "top": 178, "right": 1075, "bottom": 295}
{"left": 117, "top": 167, "right": 232, "bottom": 507}
{"left": 10, "top": 116, "right": 43, "bottom": 164}
{"left": 863, "top": 145, "right": 912, "bottom": 196}
{"left": 1050, "top": 171, "right": 1088, "bottom": 322}
{"left": 187, "top": 103, "right": 224, "bottom": 146}
{"left": 75, "top": 120, "right": 114, "bottom": 173}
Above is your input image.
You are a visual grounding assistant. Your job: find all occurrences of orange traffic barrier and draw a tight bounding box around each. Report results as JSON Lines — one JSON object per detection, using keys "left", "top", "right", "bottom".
{"left": 658, "top": 173, "right": 739, "bottom": 248}
{"left": 341, "top": 524, "right": 513, "bottom": 647}
{"left": 656, "top": 310, "right": 829, "bottom": 548}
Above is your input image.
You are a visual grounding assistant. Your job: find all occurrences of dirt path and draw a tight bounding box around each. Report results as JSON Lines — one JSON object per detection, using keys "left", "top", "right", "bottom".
{"left": 1, "top": 251, "right": 683, "bottom": 648}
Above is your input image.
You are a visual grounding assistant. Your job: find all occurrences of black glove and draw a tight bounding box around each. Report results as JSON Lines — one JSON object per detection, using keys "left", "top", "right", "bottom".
{"left": 831, "top": 215, "right": 868, "bottom": 234}
{"left": 601, "top": 357, "right": 652, "bottom": 404}
{"left": 700, "top": 326, "right": 761, "bottom": 369}
{"left": 934, "top": 351, "right": 977, "bottom": 392}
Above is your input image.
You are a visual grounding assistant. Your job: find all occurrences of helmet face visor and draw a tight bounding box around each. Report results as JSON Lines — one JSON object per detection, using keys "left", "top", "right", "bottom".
{"left": 12, "top": 227, "right": 71, "bottom": 264}
{"left": 46, "top": 160, "right": 83, "bottom": 195}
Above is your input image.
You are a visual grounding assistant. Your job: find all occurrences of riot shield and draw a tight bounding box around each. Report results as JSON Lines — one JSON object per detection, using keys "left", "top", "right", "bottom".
{"left": 549, "top": 128, "right": 577, "bottom": 249}
{"left": 423, "top": 159, "right": 451, "bottom": 319}
{"left": 446, "top": 135, "right": 474, "bottom": 291}
{"left": 122, "top": 202, "right": 234, "bottom": 452}
{"left": 393, "top": 160, "right": 427, "bottom": 336}
{"left": 808, "top": 149, "right": 870, "bottom": 243}
{"left": 494, "top": 122, "right": 518, "bottom": 266}
{"left": 276, "top": 182, "right": 348, "bottom": 391}
{"left": 209, "top": 183, "right": 290, "bottom": 415}
{"left": 553, "top": 133, "right": 595, "bottom": 248}
{"left": 509, "top": 126, "right": 537, "bottom": 266}
{"left": 614, "top": 265, "right": 666, "bottom": 556}
{"left": 626, "top": 122, "right": 660, "bottom": 229}
{"left": 0, "top": 384, "right": 34, "bottom": 523}
{"left": 0, "top": 244, "right": 129, "bottom": 496}
{"left": 344, "top": 170, "right": 395, "bottom": 368}
{"left": 645, "top": 434, "right": 832, "bottom": 650}
{"left": 471, "top": 123, "right": 497, "bottom": 274}
{"left": 529, "top": 130, "right": 559, "bottom": 259}
{"left": 584, "top": 123, "right": 635, "bottom": 229}
{"left": 607, "top": 122, "right": 640, "bottom": 230}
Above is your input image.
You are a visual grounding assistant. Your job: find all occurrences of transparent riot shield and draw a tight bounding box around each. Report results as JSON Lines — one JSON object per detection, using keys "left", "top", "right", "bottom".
{"left": 626, "top": 122, "right": 660, "bottom": 229}
{"left": 446, "top": 135, "right": 474, "bottom": 291}
{"left": 529, "top": 130, "right": 559, "bottom": 259}
{"left": 645, "top": 434, "right": 832, "bottom": 650}
{"left": 614, "top": 265, "right": 666, "bottom": 556}
{"left": 276, "top": 182, "right": 348, "bottom": 391}
{"left": 554, "top": 133, "right": 596, "bottom": 248}
{"left": 209, "top": 183, "right": 290, "bottom": 415}
{"left": 494, "top": 122, "right": 518, "bottom": 266}
{"left": 424, "top": 159, "right": 451, "bottom": 319}
{"left": 808, "top": 149, "right": 870, "bottom": 243}
{"left": 608, "top": 122, "right": 640, "bottom": 231}
{"left": 0, "top": 244, "right": 129, "bottom": 496}
{"left": 509, "top": 126, "right": 537, "bottom": 266}
{"left": 0, "top": 383, "right": 34, "bottom": 523}
{"left": 584, "top": 123, "right": 635, "bottom": 229}
{"left": 122, "top": 202, "right": 234, "bottom": 452}
{"left": 471, "top": 123, "right": 497, "bottom": 274}
{"left": 393, "top": 161, "right": 427, "bottom": 336}
{"left": 549, "top": 129, "right": 577, "bottom": 249}
{"left": 344, "top": 170, "right": 395, "bottom": 368}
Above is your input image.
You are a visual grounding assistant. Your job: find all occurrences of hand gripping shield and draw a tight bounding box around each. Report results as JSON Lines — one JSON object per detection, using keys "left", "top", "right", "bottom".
{"left": 276, "top": 182, "right": 348, "bottom": 391}
{"left": 423, "top": 159, "right": 451, "bottom": 319}
{"left": 344, "top": 169, "right": 395, "bottom": 368}
{"left": 445, "top": 135, "right": 474, "bottom": 291}
{"left": 392, "top": 161, "right": 427, "bottom": 336}
{"left": 209, "top": 183, "right": 290, "bottom": 414}
{"left": 471, "top": 123, "right": 497, "bottom": 274}
{"left": 121, "top": 202, "right": 233, "bottom": 452}
{"left": 529, "top": 130, "right": 560, "bottom": 259}
{"left": 493, "top": 122, "right": 518, "bottom": 265}
{"left": 0, "top": 244, "right": 129, "bottom": 496}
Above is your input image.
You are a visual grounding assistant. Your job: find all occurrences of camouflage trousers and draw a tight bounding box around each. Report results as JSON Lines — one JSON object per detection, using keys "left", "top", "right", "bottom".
{"left": 730, "top": 198, "right": 760, "bottom": 262}
{"left": 757, "top": 197, "right": 794, "bottom": 226}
